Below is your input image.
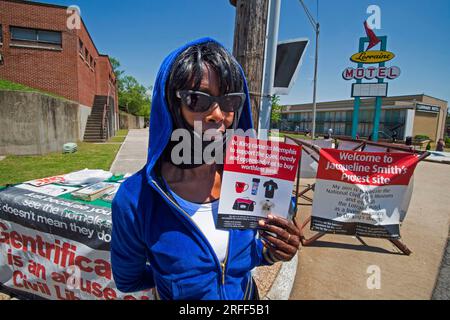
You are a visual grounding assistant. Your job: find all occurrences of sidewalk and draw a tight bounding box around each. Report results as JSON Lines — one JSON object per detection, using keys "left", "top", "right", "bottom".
{"left": 290, "top": 161, "right": 450, "bottom": 299}
{"left": 110, "top": 128, "right": 149, "bottom": 174}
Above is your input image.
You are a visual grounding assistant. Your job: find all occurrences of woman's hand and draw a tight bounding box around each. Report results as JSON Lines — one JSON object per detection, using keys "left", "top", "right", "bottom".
{"left": 258, "top": 214, "right": 301, "bottom": 262}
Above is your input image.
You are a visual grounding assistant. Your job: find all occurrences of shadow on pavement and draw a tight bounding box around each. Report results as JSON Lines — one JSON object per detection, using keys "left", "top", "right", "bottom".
{"left": 306, "top": 240, "right": 406, "bottom": 255}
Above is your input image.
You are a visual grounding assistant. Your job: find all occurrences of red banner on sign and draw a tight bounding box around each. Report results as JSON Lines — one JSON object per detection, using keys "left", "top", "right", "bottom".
{"left": 316, "top": 148, "right": 419, "bottom": 186}
{"left": 224, "top": 136, "right": 301, "bottom": 182}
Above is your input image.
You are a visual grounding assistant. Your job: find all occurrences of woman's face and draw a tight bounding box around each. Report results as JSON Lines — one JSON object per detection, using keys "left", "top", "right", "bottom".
{"left": 180, "top": 63, "right": 235, "bottom": 135}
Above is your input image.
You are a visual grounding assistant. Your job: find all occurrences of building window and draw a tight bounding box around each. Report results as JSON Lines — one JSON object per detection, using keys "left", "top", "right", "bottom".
{"left": 0, "top": 25, "right": 3, "bottom": 44}
{"left": 11, "top": 27, "right": 35, "bottom": 41}
{"left": 38, "top": 30, "right": 61, "bottom": 44}
{"left": 79, "top": 39, "right": 84, "bottom": 55}
{"left": 85, "top": 48, "right": 89, "bottom": 60}
{"left": 10, "top": 26, "right": 62, "bottom": 49}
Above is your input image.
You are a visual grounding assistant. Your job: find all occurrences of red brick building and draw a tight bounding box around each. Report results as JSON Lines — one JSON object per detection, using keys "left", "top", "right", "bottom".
{"left": 0, "top": 0, "right": 118, "bottom": 140}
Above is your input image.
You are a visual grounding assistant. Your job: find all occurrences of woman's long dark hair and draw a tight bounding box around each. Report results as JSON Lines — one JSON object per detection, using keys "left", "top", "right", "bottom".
{"left": 166, "top": 41, "right": 245, "bottom": 130}
{"left": 162, "top": 41, "right": 246, "bottom": 169}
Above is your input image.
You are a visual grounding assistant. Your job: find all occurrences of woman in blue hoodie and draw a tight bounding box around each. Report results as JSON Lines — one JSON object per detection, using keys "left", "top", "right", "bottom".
{"left": 111, "top": 38, "right": 301, "bottom": 300}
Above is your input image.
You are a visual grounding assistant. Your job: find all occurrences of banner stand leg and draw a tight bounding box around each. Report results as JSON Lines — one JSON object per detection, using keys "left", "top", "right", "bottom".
{"left": 389, "top": 239, "right": 412, "bottom": 256}
{"left": 295, "top": 184, "right": 413, "bottom": 255}
{"left": 298, "top": 215, "right": 413, "bottom": 255}
{"left": 301, "top": 232, "right": 326, "bottom": 246}
{"left": 355, "top": 236, "right": 368, "bottom": 246}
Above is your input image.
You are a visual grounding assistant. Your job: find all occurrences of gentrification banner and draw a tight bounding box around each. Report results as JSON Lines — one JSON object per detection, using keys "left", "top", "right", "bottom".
{"left": 311, "top": 149, "right": 420, "bottom": 239}
{"left": 218, "top": 135, "right": 301, "bottom": 229}
{"left": 0, "top": 186, "right": 153, "bottom": 300}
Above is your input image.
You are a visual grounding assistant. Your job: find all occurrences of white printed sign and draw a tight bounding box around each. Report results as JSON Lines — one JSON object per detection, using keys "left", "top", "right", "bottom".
{"left": 217, "top": 136, "right": 301, "bottom": 229}
{"left": 15, "top": 184, "right": 79, "bottom": 197}
{"left": 311, "top": 149, "right": 420, "bottom": 238}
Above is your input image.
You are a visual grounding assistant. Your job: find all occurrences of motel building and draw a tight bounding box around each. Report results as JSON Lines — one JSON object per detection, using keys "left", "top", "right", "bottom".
{"left": 0, "top": 0, "right": 118, "bottom": 142}
{"left": 280, "top": 94, "right": 448, "bottom": 142}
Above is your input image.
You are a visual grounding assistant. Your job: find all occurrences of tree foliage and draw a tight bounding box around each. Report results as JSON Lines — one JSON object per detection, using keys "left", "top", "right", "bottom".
{"left": 110, "top": 57, "right": 151, "bottom": 118}
{"left": 270, "top": 95, "right": 282, "bottom": 127}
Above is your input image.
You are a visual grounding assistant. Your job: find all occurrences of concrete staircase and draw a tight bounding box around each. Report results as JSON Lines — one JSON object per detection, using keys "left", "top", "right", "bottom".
{"left": 83, "top": 95, "right": 109, "bottom": 142}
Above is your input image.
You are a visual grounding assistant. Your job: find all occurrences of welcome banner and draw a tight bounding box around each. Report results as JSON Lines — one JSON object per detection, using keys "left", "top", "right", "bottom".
{"left": 311, "top": 148, "right": 420, "bottom": 239}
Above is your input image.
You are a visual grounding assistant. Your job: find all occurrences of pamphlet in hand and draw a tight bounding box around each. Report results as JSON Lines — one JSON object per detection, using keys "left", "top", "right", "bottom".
{"left": 217, "top": 135, "right": 301, "bottom": 229}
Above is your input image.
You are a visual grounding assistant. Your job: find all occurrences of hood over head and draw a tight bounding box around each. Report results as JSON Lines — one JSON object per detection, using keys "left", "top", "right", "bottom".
{"left": 145, "top": 37, "right": 254, "bottom": 182}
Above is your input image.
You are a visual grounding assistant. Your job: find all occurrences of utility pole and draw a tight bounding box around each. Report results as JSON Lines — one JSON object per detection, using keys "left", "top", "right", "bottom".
{"left": 230, "top": 0, "right": 270, "bottom": 131}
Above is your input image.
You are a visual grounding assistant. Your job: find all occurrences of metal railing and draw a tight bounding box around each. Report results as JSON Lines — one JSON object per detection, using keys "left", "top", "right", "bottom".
{"left": 101, "top": 103, "right": 108, "bottom": 141}
{"left": 101, "top": 82, "right": 113, "bottom": 141}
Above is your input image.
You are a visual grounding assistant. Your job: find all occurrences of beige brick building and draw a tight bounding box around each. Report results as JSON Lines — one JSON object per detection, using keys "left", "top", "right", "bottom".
{"left": 281, "top": 94, "right": 448, "bottom": 141}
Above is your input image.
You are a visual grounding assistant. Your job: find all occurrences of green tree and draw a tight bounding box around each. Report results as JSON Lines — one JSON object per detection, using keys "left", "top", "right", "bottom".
{"left": 109, "top": 57, "right": 125, "bottom": 79}
{"left": 109, "top": 57, "right": 151, "bottom": 118}
{"left": 120, "top": 75, "right": 151, "bottom": 117}
{"left": 109, "top": 57, "right": 124, "bottom": 92}
{"left": 270, "top": 95, "right": 282, "bottom": 128}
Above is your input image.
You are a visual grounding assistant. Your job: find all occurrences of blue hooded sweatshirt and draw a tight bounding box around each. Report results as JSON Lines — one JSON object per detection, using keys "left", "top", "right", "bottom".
{"left": 111, "top": 37, "right": 275, "bottom": 300}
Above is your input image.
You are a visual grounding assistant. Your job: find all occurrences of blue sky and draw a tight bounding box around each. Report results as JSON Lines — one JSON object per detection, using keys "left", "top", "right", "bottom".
{"left": 38, "top": 0, "right": 450, "bottom": 106}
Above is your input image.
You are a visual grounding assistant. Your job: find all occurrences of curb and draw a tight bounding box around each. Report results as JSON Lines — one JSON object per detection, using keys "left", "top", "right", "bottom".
{"left": 263, "top": 252, "right": 298, "bottom": 300}
{"left": 432, "top": 237, "right": 450, "bottom": 300}
{"left": 424, "top": 159, "right": 450, "bottom": 165}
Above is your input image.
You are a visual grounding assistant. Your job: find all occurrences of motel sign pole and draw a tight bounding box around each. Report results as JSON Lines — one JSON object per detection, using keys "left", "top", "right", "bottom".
{"left": 372, "top": 36, "right": 388, "bottom": 142}
{"left": 351, "top": 36, "right": 388, "bottom": 142}
{"left": 351, "top": 38, "right": 366, "bottom": 140}
{"left": 345, "top": 32, "right": 401, "bottom": 143}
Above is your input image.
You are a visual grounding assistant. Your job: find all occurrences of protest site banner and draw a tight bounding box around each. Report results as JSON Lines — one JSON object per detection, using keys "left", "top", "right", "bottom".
{"left": 218, "top": 135, "right": 301, "bottom": 229}
{"left": 311, "top": 148, "right": 420, "bottom": 239}
{"left": 0, "top": 186, "right": 153, "bottom": 300}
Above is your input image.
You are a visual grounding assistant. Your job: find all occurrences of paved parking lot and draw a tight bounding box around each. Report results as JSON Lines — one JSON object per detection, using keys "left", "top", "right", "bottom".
{"left": 290, "top": 161, "right": 450, "bottom": 299}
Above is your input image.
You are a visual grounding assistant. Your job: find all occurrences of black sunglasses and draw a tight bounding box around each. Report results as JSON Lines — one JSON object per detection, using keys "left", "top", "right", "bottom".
{"left": 176, "top": 90, "right": 246, "bottom": 113}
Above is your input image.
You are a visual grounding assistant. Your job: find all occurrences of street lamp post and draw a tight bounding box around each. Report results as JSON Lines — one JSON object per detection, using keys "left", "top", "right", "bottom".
{"left": 312, "top": 22, "right": 319, "bottom": 139}
{"left": 258, "top": 0, "right": 281, "bottom": 140}
{"left": 299, "top": 0, "right": 319, "bottom": 139}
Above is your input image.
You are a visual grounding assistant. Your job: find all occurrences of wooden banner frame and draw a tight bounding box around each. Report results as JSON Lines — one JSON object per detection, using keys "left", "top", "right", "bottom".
{"left": 288, "top": 135, "right": 430, "bottom": 256}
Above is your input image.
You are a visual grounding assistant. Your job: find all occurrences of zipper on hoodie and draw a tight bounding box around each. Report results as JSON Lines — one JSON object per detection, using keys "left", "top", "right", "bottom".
{"left": 243, "top": 274, "right": 252, "bottom": 300}
{"left": 221, "top": 240, "right": 230, "bottom": 285}
{"left": 151, "top": 179, "right": 230, "bottom": 298}
{"left": 221, "top": 262, "right": 226, "bottom": 285}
